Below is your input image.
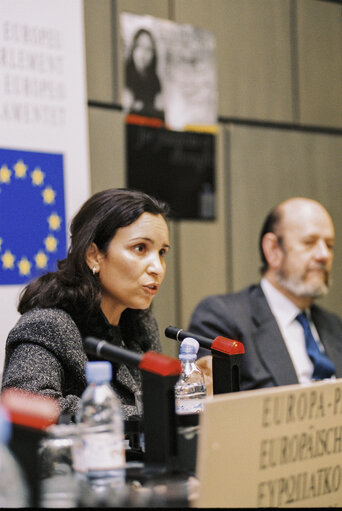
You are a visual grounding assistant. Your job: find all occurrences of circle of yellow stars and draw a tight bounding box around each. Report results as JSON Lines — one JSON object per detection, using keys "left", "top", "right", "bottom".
{"left": 0, "top": 158, "right": 62, "bottom": 277}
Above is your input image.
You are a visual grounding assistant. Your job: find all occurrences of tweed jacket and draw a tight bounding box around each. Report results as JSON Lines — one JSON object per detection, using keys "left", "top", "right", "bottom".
{"left": 189, "top": 284, "right": 342, "bottom": 390}
{"left": 1, "top": 306, "right": 161, "bottom": 419}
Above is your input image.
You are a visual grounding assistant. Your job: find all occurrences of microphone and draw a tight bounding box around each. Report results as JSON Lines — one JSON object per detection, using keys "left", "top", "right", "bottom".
{"left": 165, "top": 326, "right": 245, "bottom": 395}
{"left": 83, "top": 336, "right": 142, "bottom": 366}
{"left": 164, "top": 326, "right": 245, "bottom": 355}
{"left": 83, "top": 336, "right": 181, "bottom": 376}
{"left": 165, "top": 326, "right": 212, "bottom": 349}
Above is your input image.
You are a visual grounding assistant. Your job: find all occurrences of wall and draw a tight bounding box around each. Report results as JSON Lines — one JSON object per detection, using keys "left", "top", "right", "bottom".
{"left": 84, "top": 0, "right": 342, "bottom": 356}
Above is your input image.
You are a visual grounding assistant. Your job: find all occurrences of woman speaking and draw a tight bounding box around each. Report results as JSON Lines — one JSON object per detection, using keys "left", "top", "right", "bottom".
{"left": 1, "top": 188, "right": 170, "bottom": 420}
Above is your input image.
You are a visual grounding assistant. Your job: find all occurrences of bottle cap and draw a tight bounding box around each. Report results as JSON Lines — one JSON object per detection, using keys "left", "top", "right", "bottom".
{"left": 179, "top": 337, "right": 199, "bottom": 360}
{"left": 85, "top": 361, "right": 112, "bottom": 384}
{"left": 0, "top": 405, "right": 11, "bottom": 445}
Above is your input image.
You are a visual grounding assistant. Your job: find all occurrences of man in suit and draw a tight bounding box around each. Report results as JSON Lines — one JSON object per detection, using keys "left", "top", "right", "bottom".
{"left": 189, "top": 197, "right": 342, "bottom": 391}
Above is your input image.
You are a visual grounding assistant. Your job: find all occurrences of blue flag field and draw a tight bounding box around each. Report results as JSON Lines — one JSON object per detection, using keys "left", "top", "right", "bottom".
{"left": 0, "top": 148, "right": 66, "bottom": 285}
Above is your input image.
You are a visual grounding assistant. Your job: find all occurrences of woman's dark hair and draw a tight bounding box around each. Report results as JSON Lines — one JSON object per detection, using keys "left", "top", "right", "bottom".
{"left": 18, "top": 188, "right": 169, "bottom": 316}
{"left": 130, "top": 28, "right": 157, "bottom": 73}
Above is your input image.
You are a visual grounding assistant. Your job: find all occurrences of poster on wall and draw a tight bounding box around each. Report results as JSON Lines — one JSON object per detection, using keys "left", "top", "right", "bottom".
{"left": 126, "top": 123, "right": 215, "bottom": 220}
{"left": 121, "top": 12, "right": 217, "bottom": 220}
{"left": 121, "top": 12, "right": 218, "bottom": 131}
{"left": 0, "top": 0, "right": 90, "bottom": 371}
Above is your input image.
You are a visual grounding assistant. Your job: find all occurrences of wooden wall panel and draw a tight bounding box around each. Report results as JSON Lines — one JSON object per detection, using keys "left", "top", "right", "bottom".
{"left": 228, "top": 125, "right": 342, "bottom": 316}
{"left": 84, "top": 0, "right": 115, "bottom": 102}
{"left": 297, "top": 0, "right": 342, "bottom": 128}
{"left": 88, "top": 108, "right": 125, "bottom": 193}
{"left": 173, "top": 0, "right": 293, "bottom": 122}
{"left": 178, "top": 128, "right": 229, "bottom": 328}
{"left": 116, "top": 0, "right": 169, "bottom": 16}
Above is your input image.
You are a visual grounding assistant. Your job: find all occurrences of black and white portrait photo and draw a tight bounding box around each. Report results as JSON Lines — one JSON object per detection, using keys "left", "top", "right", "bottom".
{"left": 123, "top": 26, "right": 165, "bottom": 120}
{"left": 121, "top": 12, "right": 217, "bottom": 130}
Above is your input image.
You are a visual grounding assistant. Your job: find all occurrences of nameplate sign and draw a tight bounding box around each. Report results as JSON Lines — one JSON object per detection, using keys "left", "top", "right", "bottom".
{"left": 195, "top": 379, "right": 342, "bottom": 507}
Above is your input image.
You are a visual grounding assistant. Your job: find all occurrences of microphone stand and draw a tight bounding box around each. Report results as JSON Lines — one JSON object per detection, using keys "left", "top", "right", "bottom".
{"left": 164, "top": 326, "right": 245, "bottom": 394}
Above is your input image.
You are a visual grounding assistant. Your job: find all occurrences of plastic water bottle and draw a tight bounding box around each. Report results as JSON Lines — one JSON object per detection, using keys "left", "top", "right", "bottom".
{"left": 73, "top": 361, "right": 126, "bottom": 506}
{"left": 174, "top": 338, "right": 207, "bottom": 474}
{"left": 0, "top": 405, "right": 29, "bottom": 507}
{"left": 175, "top": 337, "right": 207, "bottom": 414}
{"left": 39, "top": 423, "right": 80, "bottom": 508}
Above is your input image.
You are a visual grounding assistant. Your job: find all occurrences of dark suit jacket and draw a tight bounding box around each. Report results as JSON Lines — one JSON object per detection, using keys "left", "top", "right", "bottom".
{"left": 188, "top": 284, "right": 342, "bottom": 390}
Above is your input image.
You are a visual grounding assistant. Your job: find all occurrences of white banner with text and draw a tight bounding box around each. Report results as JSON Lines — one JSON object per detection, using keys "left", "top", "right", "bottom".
{"left": 0, "top": 0, "right": 90, "bottom": 371}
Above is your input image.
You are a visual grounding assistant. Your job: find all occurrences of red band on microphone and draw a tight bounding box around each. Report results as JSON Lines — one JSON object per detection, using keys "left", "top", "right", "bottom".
{"left": 139, "top": 351, "right": 182, "bottom": 376}
{"left": 125, "top": 114, "right": 164, "bottom": 128}
{"left": 211, "top": 336, "right": 245, "bottom": 355}
{"left": 1, "top": 389, "right": 59, "bottom": 430}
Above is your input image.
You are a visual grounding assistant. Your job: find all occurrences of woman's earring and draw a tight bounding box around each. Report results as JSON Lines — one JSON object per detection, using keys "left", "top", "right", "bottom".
{"left": 92, "top": 266, "right": 98, "bottom": 275}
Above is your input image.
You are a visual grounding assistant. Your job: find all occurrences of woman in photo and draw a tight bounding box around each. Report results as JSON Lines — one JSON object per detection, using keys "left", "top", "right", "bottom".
{"left": 124, "top": 28, "right": 164, "bottom": 120}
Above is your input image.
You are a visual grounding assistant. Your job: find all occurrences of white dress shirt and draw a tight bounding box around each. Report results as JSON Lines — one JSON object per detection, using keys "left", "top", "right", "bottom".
{"left": 260, "top": 278, "right": 327, "bottom": 384}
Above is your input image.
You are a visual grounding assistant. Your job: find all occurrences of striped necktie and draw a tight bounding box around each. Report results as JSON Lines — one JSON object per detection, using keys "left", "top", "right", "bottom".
{"left": 296, "top": 311, "right": 335, "bottom": 381}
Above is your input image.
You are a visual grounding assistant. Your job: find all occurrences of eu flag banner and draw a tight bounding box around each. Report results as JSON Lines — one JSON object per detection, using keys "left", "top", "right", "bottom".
{"left": 0, "top": 148, "right": 66, "bottom": 285}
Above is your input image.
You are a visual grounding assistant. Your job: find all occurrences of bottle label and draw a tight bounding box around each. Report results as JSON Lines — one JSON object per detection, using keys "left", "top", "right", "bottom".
{"left": 73, "top": 432, "right": 125, "bottom": 472}
{"left": 176, "top": 397, "right": 204, "bottom": 414}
